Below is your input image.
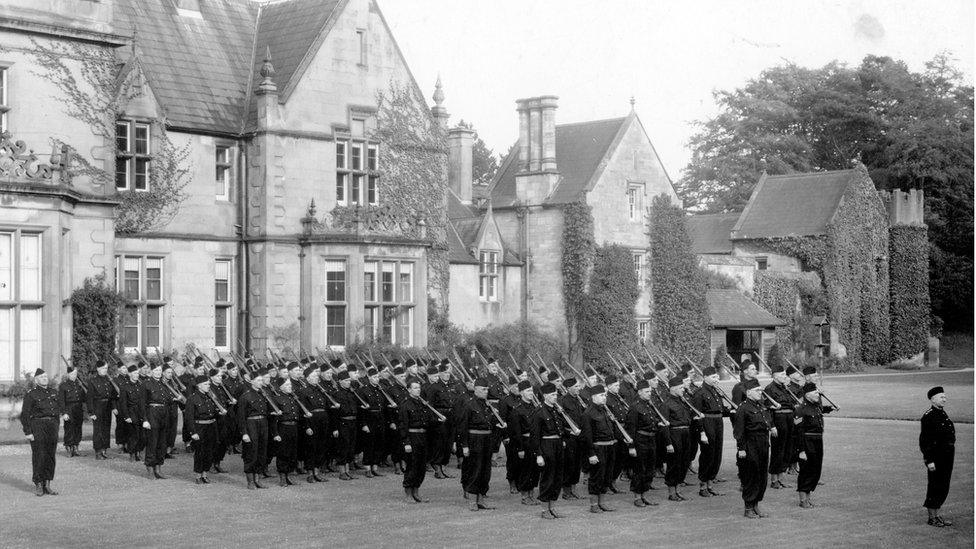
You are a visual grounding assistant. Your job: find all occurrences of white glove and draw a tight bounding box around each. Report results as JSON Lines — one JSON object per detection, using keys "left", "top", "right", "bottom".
{"left": 799, "top": 451, "right": 807, "bottom": 461}
{"left": 404, "top": 444, "right": 412, "bottom": 453}
{"left": 462, "top": 447, "right": 470, "bottom": 457}
{"left": 242, "top": 434, "right": 251, "bottom": 443}
{"left": 191, "top": 434, "right": 200, "bottom": 441}
{"left": 142, "top": 421, "right": 151, "bottom": 429}
{"left": 536, "top": 455, "right": 545, "bottom": 467}
{"left": 26, "top": 434, "right": 34, "bottom": 441}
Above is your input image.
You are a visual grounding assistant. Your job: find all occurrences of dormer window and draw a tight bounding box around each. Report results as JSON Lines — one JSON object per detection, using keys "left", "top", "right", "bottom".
{"left": 116, "top": 120, "right": 151, "bottom": 191}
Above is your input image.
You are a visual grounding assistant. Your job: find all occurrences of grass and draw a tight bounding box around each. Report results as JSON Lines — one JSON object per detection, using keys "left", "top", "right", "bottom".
{"left": 941, "top": 332, "right": 974, "bottom": 369}
{"left": 0, "top": 371, "right": 971, "bottom": 548}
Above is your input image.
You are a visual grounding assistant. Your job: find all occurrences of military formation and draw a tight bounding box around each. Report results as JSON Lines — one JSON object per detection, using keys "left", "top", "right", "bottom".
{"left": 18, "top": 346, "right": 955, "bottom": 526}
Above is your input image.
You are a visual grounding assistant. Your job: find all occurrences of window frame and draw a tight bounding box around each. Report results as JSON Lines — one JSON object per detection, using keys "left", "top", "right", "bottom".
{"left": 215, "top": 143, "right": 233, "bottom": 201}
{"left": 626, "top": 183, "right": 645, "bottom": 222}
{"left": 335, "top": 137, "right": 379, "bottom": 206}
{"left": 0, "top": 66, "right": 9, "bottom": 133}
{"left": 755, "top": 256, "right": 768, "bottom": 271}
{"left": 323, "top": 259, "right": 347, "bottom": 346}
{"left": 115, "top": 255, "right": 166, "bottom": 352}
{"left": 0, "top": 229, "right": 44, "bottom": 382}
{"left": 363, "top": 259, "right": 415, "bottom": 345}
{"left": 478, "top": 251, "right": 499, "bottom": 302}
{"left": 632, "top": 251, "right": 645, "bottom": 287}
{"left": 214, "top": 258, "right": 233, "bottom": 350}
{"left": 115, "top": 119, "right": 152, "bottom": 192}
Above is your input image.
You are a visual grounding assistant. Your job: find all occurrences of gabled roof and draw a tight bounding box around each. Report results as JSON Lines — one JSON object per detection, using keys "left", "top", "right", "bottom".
{"left": 447, "top": 189, "right": 475, "bottom": 220}
{"left": 489, "top": 117, "right": 628, "bottom": 207}
{"left": 447, "top": 193, "right": 521, "bottom": 266}
{"left": 114, "top": 0, "right": 258, "bottom": 134}
{"left": 707, "top": 289, "right": 786, "bottom": 328}
{"left": 687, "top": 212, "right": 740, "bottom": 254}
{"left": 731, "top": 170, "right": 857, "bottom": 240}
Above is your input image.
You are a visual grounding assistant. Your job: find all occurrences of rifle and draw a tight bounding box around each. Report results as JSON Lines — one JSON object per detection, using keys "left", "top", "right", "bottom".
{"left": 60, "top": 355, "right": 90, "bottom": 393}
{"left": 206, "top": 389, "right": 228, "bottom": 415}
{"left": 760, "top": 356, "right": 802, "bottom": 406}
{"left": 603, "top": 402, "right": 633, "bottom": 444}
{"left": 507, "top": 351, "right": 540, "bottom": 406}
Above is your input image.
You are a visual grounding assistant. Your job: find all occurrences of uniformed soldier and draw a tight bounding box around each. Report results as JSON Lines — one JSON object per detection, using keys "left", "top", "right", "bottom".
{"left": 558, "top": 377, "right": 585, "bottom": 500}
{"left": 297, "top": 364, "right": 332, "bottom": 482}
{"left": 87, "top": 361, "right": 118, "bottom": 460}
{"left": 359, "top": 366, "right": 388, "bottom": 478}
{"left": 793, "top": 382, "right": 830, "bottom": 508}
{"left": 142, "top": 363, "right": 179, "bottom": 479}
{"left": 691, "top": 366, "right": 732, "bottom": 497}
{"left": 662, "top": 376, "right": 697, "bottom": 501}
{"left": 386, "top": 366, "right": 410, "bottom": 474}
{"left": 530, "top": 382, "right": 571, "bottom": 519}
{"left": 605, "top": 375, "right": 630, "bottom": 494}
{"left": 238, "top": 367, "right": 272, "bottom": 489}
{"left": 458, "top": 377, "right": 501, "bottom": 511}
{"left": 764, "top": 365, "right": 796, "bottom": 489}
{"left": 920, "top": 386, "right": 955, "bottom": 527}
{"left": 426, "top": 363, "right": 458, "bottom": 479}
{"left": 399, "top": 380, "right": 439, "bottom": 503}
{"left": 118, "top": 364, "right": 146, "bottom": 461}
{"left": 58, "top": 366, "right": 86, "bottom": 457}
{"left": 184, "top": 374, "right": 225, "bottom": 484}
{"left": 333, "top": 370, "right": 361, "bottom": 480}
{"left": 497, "top": 375, "right": 521, "bottom": 493}
{"left": 272, "top": 378, "right": 300, "bottom": 486}
{"left": 731, "top": 360, "right": 757, "bottom": 405}
{"left": 161, "top": 363, "right": 183, "bottom": 458}
{"left": 734, "top": 378, "right": 774, "bottom": 519}
{"left": 626, "top": 379, "right": 666, "bottom": 507}
{"left": 21, "top": 369, "right": 61, "bottom": 496}
{"left": 509, "top": 380, "right": 540, "bottom": 505}
{"left": 581, "top": 384, "right": 622, "bottom": 513}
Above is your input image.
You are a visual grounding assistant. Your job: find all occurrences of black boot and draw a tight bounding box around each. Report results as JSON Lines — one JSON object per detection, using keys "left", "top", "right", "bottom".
{"left": 254, "top": 475, "right": 267, "bottom": 489}
{"left": 246, "top": 473, "right": 256, "bottom": 490}
{"left": 34, "top": 482, "right": 44, "bottom": 497}
{"left": 279, "top": 473, "right": 287, "bottom": 487}
{"left": 153, "top": 466, "right": 167, "bottom": 479}
{"left": 42, "top": 481, "right": 58, "bottom": 495}
{"left": 146, "top": 466, "right": 155, "bottom": 479}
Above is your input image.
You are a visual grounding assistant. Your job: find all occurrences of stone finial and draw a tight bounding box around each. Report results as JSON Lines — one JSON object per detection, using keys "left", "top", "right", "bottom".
{"left": 433, "top": 74, "right": 445, "bottom": 107}
{"left": 258, "top": 45, "right": 277, "bottom": 94}
{"left": 431, "top": 74, "right": 449, "bottom": 128}
{"left": 307, "top": 198, "right": 317, "bottom": 218}
{"left": 629, "top": 96, "right": 636, "bottom": 111}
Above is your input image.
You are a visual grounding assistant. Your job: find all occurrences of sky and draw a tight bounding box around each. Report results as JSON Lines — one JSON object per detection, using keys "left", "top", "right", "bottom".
{"left": 380, "top": 0, "right": 974, "bottom": 181}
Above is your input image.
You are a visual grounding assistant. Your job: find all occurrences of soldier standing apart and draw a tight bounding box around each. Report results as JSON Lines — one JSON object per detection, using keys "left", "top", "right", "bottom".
{"left": 919, "top": 386, "right": 955, "bottom": 527}
{"left": 273, "top": 378, "right": 299, "bottom": 486}
{"left": 400, "top": 380, "right": 437, "bottom": 503}
{"left": 21, "top": 369, "right": 61, "bottom": 496}
{"left": 184, "top": 374, "right": 224, "bottom": 484}
{"left": 531, "top": 382, "right": 570, "bottom": 519}
{"left": 88, "top": 361, "right": 118, "bottom": 460}
{"left": 58, "top": 366, "right": 86, "bottom": 457}
{"left": 734, "top": 378, "right": 774, "bottom": 518}
{"left": 793, "top": 382, "right": 829, "bottom": 508}
{"left": 458, "top": 377, "right": 500, "bottom": 511}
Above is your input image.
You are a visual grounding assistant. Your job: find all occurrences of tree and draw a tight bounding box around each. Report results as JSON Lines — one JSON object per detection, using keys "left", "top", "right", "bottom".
{"left": 678, "top": 54, "right": 973, "bottom": 330}
{"left": 457, "top": 120, "right": 500, "bottom": 185}
{"left": 579, "top": 245, "right": 640, "bottom": 369}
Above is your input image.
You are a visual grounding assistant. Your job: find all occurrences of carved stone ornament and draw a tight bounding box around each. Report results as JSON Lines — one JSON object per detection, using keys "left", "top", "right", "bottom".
{"left": 0, "top": 131, "right": 57, "bottom": 181}
{"left": 302, "top": 201, "right": 426, "bottom": 239}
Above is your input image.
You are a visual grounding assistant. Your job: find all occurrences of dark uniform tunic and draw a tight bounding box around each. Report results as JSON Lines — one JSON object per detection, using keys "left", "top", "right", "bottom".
{"left": 662, "top": 393, "right": 694, "bottom": 487}
{"left": 581, "top": 404, "right": 619, "bottom": 496}
{"left": 498, "top": 392, "right": 520, "bottom": 484}
{"left": 209, "top": 381, "right": 234, "bottom": 467}
{"left": 296, "top": 381, "right": 333, "bottom": 471}
{"left": 529, "top": 403, "right": 568, "bottom": 502}
{"left": 334, "top": 386, "right": 361, "bottom": 465}
{"left": 558, "top": 392, "right": 586, "bottom": 489}
{"left": 21, "top": 385, "right": 60, "bottom": 484}
{"left": 58, "top": 378, "right": 86, "bottom": 448}
{"left": 509, "top": 399, "right": 539, "bottom": 493}
{"left": 919, "top": 406, "right": 955, "bottom": 509}
{"left": 87, "top": 374, "right": 118, "bottom": 452}
{"left": 142, "top": 378, "right": 176, "bottom": 467}
{"left": 793, "top": 399, "right": 826, "bottom": 493}
{"left": 457, "top": 397, "right": 497, "bottom": 495}
{"left": 626, "top": 398, "right": 669, "bottom": 494}
{"left": 163, "top": 376, "right": 183, "bottom": 451}
{"left": 606, "top": 391, "right": 630, "bottom": 485}
{"left": 114, "top": 371, "right": 130, "bottom": 447}
{"left": 399, "top": 395, "right": 435, "bottom": 489}
{"left": 385, "top": 381, "right": 409, "bottom": 464}
{"left": 118, "top": 378, "right": 146, "bottom": 455}
{"left": 273, "top": 393, "right": 299, "bottom": 474}
{"left": 690, "top": 383, "right": 731, "bottom": 484}
{"left": 763, "top": 381, "right": 796, "bottom": 475}
{"left": 358, "top": 383, "right": 388, "bottom": 466}
{"left": 237, "top": 387, "right": 271, "bottom": 474}
{"left": 177, "top": 369, "right": 196, "bottom": 447}
{"left": 733, "top": 399, "right": 772, "bottom": 507}
{"left": 425, "top": 379, "right": 460, "bottom": 468}
{"left": 184, "top": 390, "right": 221, "bottom": 473}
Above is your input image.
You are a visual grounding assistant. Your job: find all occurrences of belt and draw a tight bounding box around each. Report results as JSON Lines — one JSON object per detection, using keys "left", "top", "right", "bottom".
{"left": 195, "top": 419, "right": 216, "bottom": 424}
{"left": 704, "top": 413, "right": 723, "bottom": 418}
{"left": 804, "top": 432, "right": 823, "bottom": 437}
{"left": 670, "top": 425, "right": 689, "bottom": 430}
{"left": 149, "top": 403, "right": 166, "bottom": 407}
{"left": 594, "top": 440, "right": 615, "bottom": 446}
{"left": 247, "top": 415, "right": 266, "bottom": 420}
{"left": 468, "top": 429, "right": 491, "bottom": 435}
{"left": 280, "top": 421, "right": 297, "bottom": 426}
{"left": 65, "top": 400, "right": 83, "bottom": 404}
{"left": 408, "top": 428, "right": 426, "bottom": 433}
{"left": 341, "top": 416, "right": 356, "bottom": 421}
{"left": 521, "top": 433, "right": 530, "bottom": 437}
{"left": 774, "top": 409, "right": 794, "bottom": 413}
{"left": 33, "top": 416, "right": 56, "bottom": 420}
{"left": 637, "top": 430, "right": 656, "bottom": 436}
{"left": 95, "top": 398, "right": 110, "bottom": 401}
{"left": 542, "top": 435, "right": 560, "bottom": 440}
{"left": 310, "top": 408, "right": 326, "bottom": 413}
{"left": 368, "top": 409, "right": 382, "bottom": 413}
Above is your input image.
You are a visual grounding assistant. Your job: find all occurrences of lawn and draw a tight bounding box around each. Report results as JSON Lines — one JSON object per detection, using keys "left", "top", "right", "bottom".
{"left": 0, "top": 371, "right": 971, "bottom": 548}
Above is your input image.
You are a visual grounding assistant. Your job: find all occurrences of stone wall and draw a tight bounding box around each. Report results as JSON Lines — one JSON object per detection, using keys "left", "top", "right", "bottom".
{"left": 448, "top": 263, "right": 522, "bottom": 330}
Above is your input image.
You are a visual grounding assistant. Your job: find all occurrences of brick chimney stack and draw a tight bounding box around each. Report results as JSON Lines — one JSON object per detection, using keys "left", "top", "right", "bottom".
{"left": 448, "top": 126, "right": 475, "bottom": 204}
{"left": 515, "top": 96, "right": 559, "bottom": 204}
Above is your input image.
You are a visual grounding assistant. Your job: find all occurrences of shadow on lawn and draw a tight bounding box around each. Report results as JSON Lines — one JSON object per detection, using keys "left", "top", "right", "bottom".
{"left": 0, "top": 471, "right": 39, "bottom": 494}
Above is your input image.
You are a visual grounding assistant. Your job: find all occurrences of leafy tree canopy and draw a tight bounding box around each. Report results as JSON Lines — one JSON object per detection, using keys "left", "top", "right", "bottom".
{"left": 457, "top": 119, "right": 500, "bottom": 185}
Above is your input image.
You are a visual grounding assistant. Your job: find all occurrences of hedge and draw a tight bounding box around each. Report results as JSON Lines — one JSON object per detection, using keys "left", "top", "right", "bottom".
{"left": 70, "top": 273, "right": 128, "bottom": 373}
{"left": 579, "top": 245, "right": 640, "bottom": 369}
{"left": 889, "top": 225, "right": 930, "bottom": 359}
{"left": 561, "top": 199, "right": 595, "bottom": 362}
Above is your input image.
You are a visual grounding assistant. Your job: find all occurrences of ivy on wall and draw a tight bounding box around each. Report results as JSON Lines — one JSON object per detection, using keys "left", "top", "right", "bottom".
{"left": 889, "top": 225, "right": 930, "bottom": 359}
{"left": 753, "top": 270, "right": 825, "bottom": 351}
{"left": 23, "top": 38, "right": 191, "bottom": 233}
{"left": 649, "top": 195, "right": 710, "bottom": 363}
{"left": 579, "top": 245, "right": 640, "bottom": 369}
{"left": 70, "top": 274, "right": 128, "bottom": 373}
{"left": 561, "top": 199, "right": 595, "bottom": 362}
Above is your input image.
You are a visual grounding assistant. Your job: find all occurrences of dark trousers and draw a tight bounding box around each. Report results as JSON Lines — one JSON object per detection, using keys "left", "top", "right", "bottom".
{"left": 516, "top": 441, "right": 540, "bottom": 493}
{"left": 303, "top": 413, "right": 329, "bottom": 469}
{"left": 91, "top": 401, "right": 113, "bottom": 452}
{"left": 362, "top": 412, "right": 385, "bottom": 466}
{"left": 630, "top": 432, "right": 656, "bottom": 494}
{"left": 461, "top": 432, "right": 493, "bottom": 495}
{"left": 62, "top": 402, "right": 84, "bottom": 447}
{"left": 612, "top": 441, "right": 629, "bottom": 483}
{"left": 427, "top": 419, "right": 451, "bottom": 466}
{"left": 242, "top": 418, "right": 269, "bottom": 473}
{"left": 165, "top": 404, "right": 179, "bottom": 449}
{"left": 796, "top": 435, "right": 823, "bottom": 493}
{"left": 214, "top": 413, "right": 233, "bottom": 465}
{"left": 698, "top": 417, "right": 723, "bottom": 483}
{"left": 402, "top": 432, "right": 427, "bottom": 489}
{"left": 665, "top": 428, "right": 690, "bottom": 487}
{"left": 587, "top": 444, "right": 616, "bottom": 495}
{"left": 769, "top": 412, "right": 793, "bottom": 474}
{"left": 924, "top": 447, "right": 954, "bottom": 509}
{"left": 276, "top": 423, "right": 299, "bottom": 474}
{"left": 144, "top": 406, "right": 170, "bottom": 467}
{"left": 504, "top": 439, "right": 519, "bottom": 482}
{"left": 115, "top": 413, "right": 127, "bottom": 447}
{"left": 181, "top": 408, "right": 192, "bottom": 444}
{"left": 562, "top": 435, "right": 582, "bottom": 487}
{"left": 336, "top": 419, "right": 357, "bottom": 465}
{"left": 537, "top": 438, "right": 564, "bottom": 502}
{"left": 738, "top": 432, "right": 770, "bottom": 507}
{"left": 124, "top": 419, "right": 145, "bottom": 455}
{"left": 29, "top": 418, "right": 58, "bottom": 484}
{"left": 192, "top": 422, "right": 218, "bottom": 474}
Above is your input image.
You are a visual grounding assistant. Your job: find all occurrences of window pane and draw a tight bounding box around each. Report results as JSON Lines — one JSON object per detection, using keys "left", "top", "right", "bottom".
{"left": 215, "top": 260, "right": 230, "bottom": 302}
{"left": 363, "top": 306, "right": 376, "bottom": 343}
{"left": 123, "top": 306, "right": 139, "bottom": 348}
{"left": 324, "top": 260, "right": 345, "bottom": 302}
{"left": 19, "top": 308, "right": 41, "bottom": 371}
{"left": 216, "top": 166, "right": 228, "bottom": 197}
{"left": 381, "top": 262, "right": 394, "bottom": 302}
{"left": 0, "top": 233, "right": 10, "bottom": 301}
{"left": 215, "top": 306, "right": 228, "bottom": 347}
{"left": 336, "top": 173, "right": 347, "bottom": 203}
{"left": 134, "top": 158, "right": 149, "bottom": 190}
{"left": 397, "top": 307, "right": 412, "bottom": 346}
{"left": 215, "top": 146, "right": 229, "bottom": 164}
{"left": 336, "top": 142, "right": 346, "bottom": 169}
{"left": 490, "top": 252, "right": 498, "bottom": 274}
{"left": 351, "top": 174, "right": 361, "bottom": 205}
{"left": 124, "top": 257, "right": 140, "bottom": 300}
{"left": 351, "top": 144, "right": 362, "bottom": 170}
{"left": 364, "top": 261, "right": 377, "bottom": 302}
{"left": 381, "top": 306, "right": 396, "bottom": 343}
{"left": 367, "top": 145, "right": 378, "bottom": 170}
{"left": 0, "top": 308, "right": 12, "bottom": 380}
{"left": 115, "top": 158, "right": 129, "bottom": 189}
{"left": 134, "top": 124, "right": 149, "bottom": 155}
{"left": 116, "top": 122, "right": 129, "bottom": 152}
{"left": 398, "top": 263, "right": 413, "bottom": 302}
{"left": 367, "top": 176, "right": 378, "bottom": 204}
{"left": 325, "top": 305, "right": 345, "bottom": 345}
{"left": 146, "top": 258, "right": 162, "bottom": 301}
{"left": 488, "top": 277, "right": 496, "bottom": 300}
{"left": 19, "top": 234, "right": 40, "bottom": 301}
{"left": 146, "top": 305, "right": 160, "bottom": 348}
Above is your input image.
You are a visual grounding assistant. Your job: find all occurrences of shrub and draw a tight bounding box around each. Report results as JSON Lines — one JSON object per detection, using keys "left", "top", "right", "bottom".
{"left": 579, "top": 245, "right": 640, "bottom": 370}
{"left": 466, "top": 321, "right": 565, "bottom": 376}
{"left": 70, "top": 273, "right": 128, "bottom": 374}
{"left": 561, "top": 199, "right": 595, "bottom": 363}
{"left": 889, "top": 225, "right": 930, "bottom": 359}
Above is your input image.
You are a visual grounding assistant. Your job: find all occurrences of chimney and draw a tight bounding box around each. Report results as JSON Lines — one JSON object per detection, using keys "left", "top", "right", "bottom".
{"left": 515, "top": 95, "right": 559, "bottom": 204}
{"left": 448, "top": 126, "right": 475, "bottom": 204}
{"left": 887, "top": 188, "right": 926, "bottom": 227}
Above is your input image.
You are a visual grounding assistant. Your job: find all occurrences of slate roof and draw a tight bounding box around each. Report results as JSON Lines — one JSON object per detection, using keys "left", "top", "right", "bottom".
{"left": 699, "top": 254, "right": 754, "bottom": 267}
{"left": 687, "top": 212, "right": 740, "bottom": 254}
{"left": 447, "top": 191, "right": 521, "bottom": 266}
{"left": 731, "top": 170, "right": 856, "bottom": 240}
{"left": 707, "top": 289, "right": 786, "bottom": 328}
{"left": 489, "top": 117, "right": 628, "bottom": 207}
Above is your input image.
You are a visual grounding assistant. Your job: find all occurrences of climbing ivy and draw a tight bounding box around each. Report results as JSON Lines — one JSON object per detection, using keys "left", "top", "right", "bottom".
{"left": 889, "top": 225, "right": 930, "bottom": 359}
{"left": 579, "top": 245, "right": 640, "bottom": 368}
{"left": 561, "top": 199, "right": 595, "bottom": 362}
